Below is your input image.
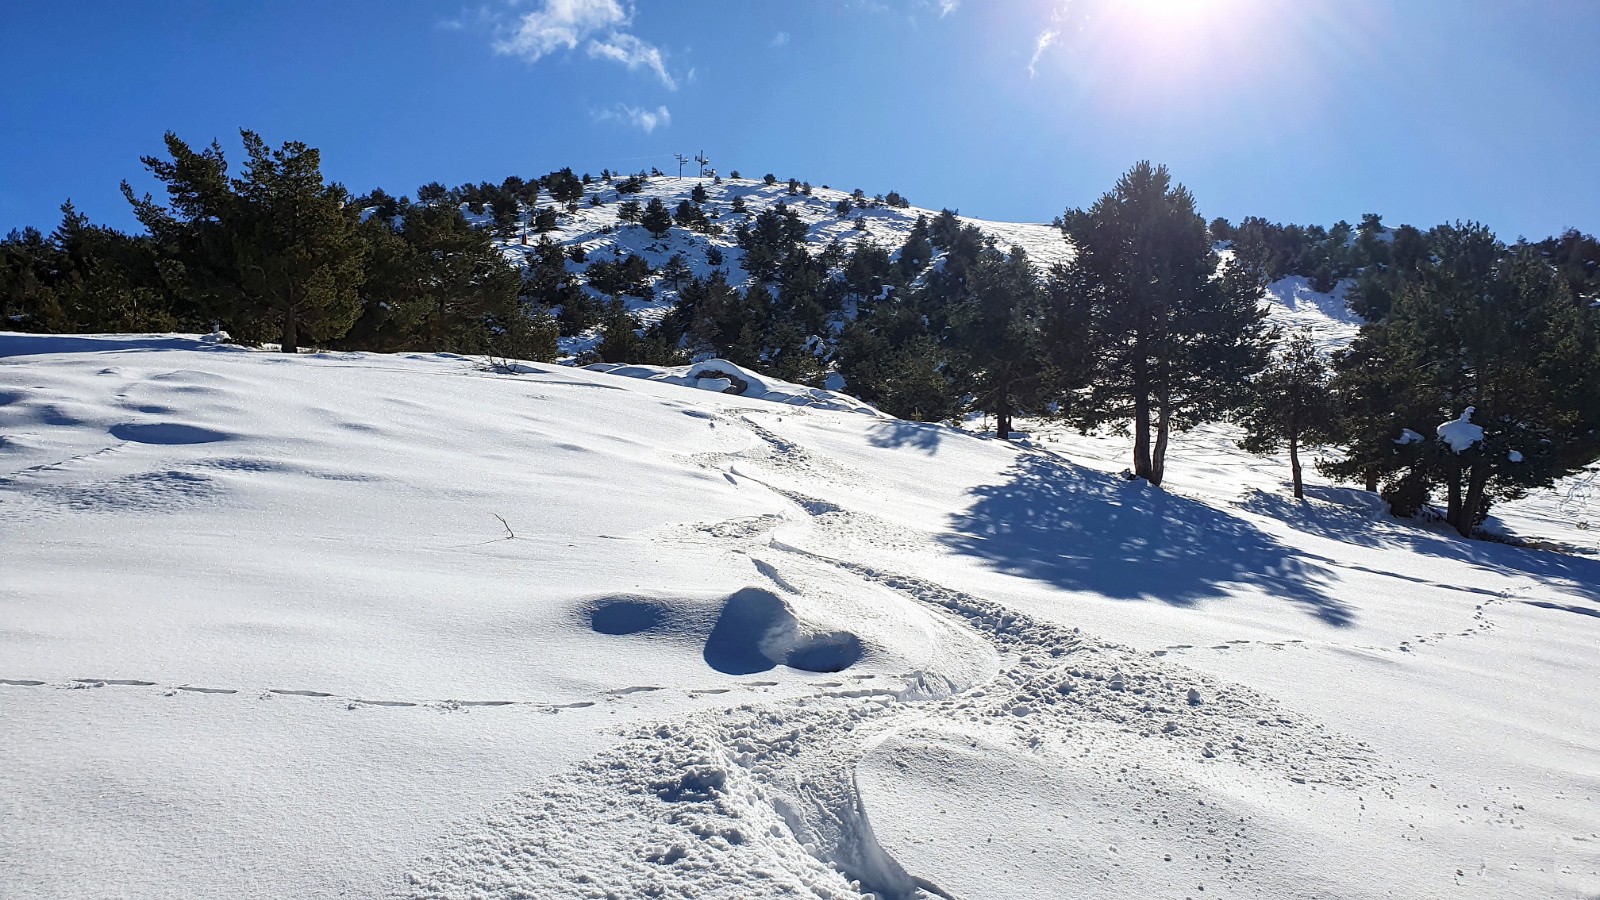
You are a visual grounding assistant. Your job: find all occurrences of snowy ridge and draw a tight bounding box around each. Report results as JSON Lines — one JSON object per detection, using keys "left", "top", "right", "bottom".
{"left": 585, "top": 357, "right": 884, "bottom": 415}
{"left": 3, "top": 333, "right": 1598, "bottom": 898}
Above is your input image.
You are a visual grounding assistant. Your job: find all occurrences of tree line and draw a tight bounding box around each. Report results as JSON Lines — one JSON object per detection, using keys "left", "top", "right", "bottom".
{"left": 3, "top": 132, "right": 1598, "bottom": 538}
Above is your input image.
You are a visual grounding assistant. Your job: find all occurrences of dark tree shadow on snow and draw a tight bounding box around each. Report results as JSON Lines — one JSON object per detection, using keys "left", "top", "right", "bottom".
{"left": 941, "top": 454, "right": 1353, "bottom": 626}
{"left": 867, "top": 420, "right": 945, "bottom": 455}
{"left": 1241, "top": 484, "right": 1600, "bottom": 604}
{"left": 0, "top": 333, "right": 245, "bottom": 358}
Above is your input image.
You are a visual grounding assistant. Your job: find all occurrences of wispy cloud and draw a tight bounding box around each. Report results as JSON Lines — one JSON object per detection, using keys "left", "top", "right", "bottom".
{"left": 1027, "top": 29, "right": 1059, "bottom": 77}
{"left": 770, "top": 31, "right": 790, "bottom": 47}
{"left": 596, "top": 103, "right": 671, "bottom": 133}
{"left": 587, "top": 31, "right": 676, "bottom": 88}
{"left": 494, "top": 0, "right": 676, "bottom": 89}
{"left": 938, "top": 0, "right": 959, "bottom": 17}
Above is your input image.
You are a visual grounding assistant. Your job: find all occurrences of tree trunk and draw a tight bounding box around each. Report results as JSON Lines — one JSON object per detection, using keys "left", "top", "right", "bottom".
{"left": 1459, "top": 463, "right": 1491, "bottom": 538}
{"left": 1364, "top": 469, "right": 1378, "bottom": 493}
{"left": 1132, "top": 391, "right": 1153, "bottom": 481}
{"left": 1150, "top": 403, "right": 1170, "bottom": 487}
{"left": 1289, "top": 432, "right": 1304, "bottom": 499}
{"left": 281, "top": 301, "right": 298, "bottom": 354}
{"left": 1445, "top": 467, "right": 1464, "bottom": 534}
{"left": 996, "top": 399, "right": 1012, "bottom": 441}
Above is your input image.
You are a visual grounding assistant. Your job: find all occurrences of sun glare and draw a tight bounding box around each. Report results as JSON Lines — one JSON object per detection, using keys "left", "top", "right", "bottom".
{"left": 1046, "top": 0, "right": 1283, "bottom": 106}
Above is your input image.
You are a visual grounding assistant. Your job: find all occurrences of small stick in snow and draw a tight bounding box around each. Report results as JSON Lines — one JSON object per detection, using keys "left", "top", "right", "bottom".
{"left": 493, "top": 513, "right": 515, "bottom": 540}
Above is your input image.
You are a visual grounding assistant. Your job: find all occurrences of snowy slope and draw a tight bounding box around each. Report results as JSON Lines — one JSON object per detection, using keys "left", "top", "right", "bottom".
{"left": 473, "top": 176, "right": 1367, "bottom": 364}
{"left": 3, "top": 333, "right": 1598, "bottom": 899}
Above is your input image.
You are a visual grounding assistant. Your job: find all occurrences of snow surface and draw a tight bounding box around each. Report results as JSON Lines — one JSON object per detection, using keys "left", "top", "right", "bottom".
{"left": 3, "top": 332, "right": 1599, "bottom": 899}
{"left": 586, "top": 357, "right": 883, "bottom": 416}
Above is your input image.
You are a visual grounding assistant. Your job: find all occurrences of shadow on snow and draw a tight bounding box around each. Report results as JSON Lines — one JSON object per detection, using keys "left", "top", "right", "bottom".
{"left": 1242, "top": 484, "right": 1600, "bottom": 604}
{"left": 942, "top": 454, "right": 1353, "bottom": 626}
{"left": 866, "top": 419, "right": 945, "bottom": 455}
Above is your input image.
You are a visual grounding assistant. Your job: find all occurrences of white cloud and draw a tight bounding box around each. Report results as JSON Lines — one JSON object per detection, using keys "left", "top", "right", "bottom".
{"left": 596, "top": 104, "right": 671, "bottom": 133}
{"left": 587, "top": 31, "right": 676, "bottom": 89}
{"left": 493, "top": 0, "right": 676, "bottom": 89}
{"left": 494, "top": 0, "right": 628, "bottom": 61}
{"left": 1027, "top": 29, "right": 1058, "bottom": 77}
{"left": 771, "top": 31, "right": 790, "bottom": 47}
{"left": 938, "top": 0, "right": 959, "bottom": 17}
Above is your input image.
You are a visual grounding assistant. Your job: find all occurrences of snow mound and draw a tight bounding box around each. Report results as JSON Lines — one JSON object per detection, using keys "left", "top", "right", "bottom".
{"left": 583, "top": 588, "right": 864, "bottom": 675}
{"left": 707, "top": 587, "right": 864, "bottom": 674}
{"left": 586, "top": 358, "right": 883, "bottom": 416}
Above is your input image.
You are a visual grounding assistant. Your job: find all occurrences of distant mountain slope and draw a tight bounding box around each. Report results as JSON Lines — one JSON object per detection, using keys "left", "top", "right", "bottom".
{"left": 459, "top": 175, "right": 1359, "bottom": 358}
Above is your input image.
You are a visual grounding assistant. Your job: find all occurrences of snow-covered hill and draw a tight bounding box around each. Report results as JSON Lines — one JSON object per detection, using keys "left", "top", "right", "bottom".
{"left": 3, "top": 332, "right": 1597, "bottom": 899}
{"left": 473, "top": 175, "right": 1362, "bottom": 358}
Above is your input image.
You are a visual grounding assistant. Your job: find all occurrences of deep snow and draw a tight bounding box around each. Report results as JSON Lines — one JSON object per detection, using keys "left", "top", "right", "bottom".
{"left": 2, "top": 332, "right": 1598, "bottom": 899}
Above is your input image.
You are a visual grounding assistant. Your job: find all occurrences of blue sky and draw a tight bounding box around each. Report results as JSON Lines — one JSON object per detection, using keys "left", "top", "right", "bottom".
{"left": 2, "top": 0, "right": 1596, "bottom": 240}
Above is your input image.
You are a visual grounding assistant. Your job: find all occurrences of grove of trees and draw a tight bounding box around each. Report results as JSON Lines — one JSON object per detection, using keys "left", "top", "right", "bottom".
{"left": 4, "top": 136, "right": 1598, "bottom": 539}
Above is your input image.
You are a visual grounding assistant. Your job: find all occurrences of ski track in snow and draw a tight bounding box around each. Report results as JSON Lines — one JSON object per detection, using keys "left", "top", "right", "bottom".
{"left": 400, "top": 410, "right": 1387, "bottom": 900}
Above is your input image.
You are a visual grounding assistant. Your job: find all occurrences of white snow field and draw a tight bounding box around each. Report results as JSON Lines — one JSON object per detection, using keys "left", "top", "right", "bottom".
{"left": 3, "top": 332, "right": 1599, "bottom": 900}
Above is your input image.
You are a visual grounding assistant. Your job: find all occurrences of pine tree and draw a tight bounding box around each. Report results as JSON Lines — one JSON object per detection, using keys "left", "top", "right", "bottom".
{"left": 1236, "top": 330, "right": 1334, "bottom": 498}
{"left": 1324, "top": 225, "right": 1600, "bottom": 536}
{"left": 949, "top": 244, "right": 1045, "bottom": 438}
{"left": 641, "top": 198, "right": 673, "bottom": 238}
{"left": 1052, "top": 162, "right": 1271, "bottom": 485}
{"left": 596, "top": 303, "right": 644, "bottom": 363}
{"left": 691, "top": 182, "right": 709, "bottom": 204}
{"left": 126, "top": 130, "right": 366, "bottom": 353}
{"left": 661, "top": 253, "right": 691, "bottom": 292}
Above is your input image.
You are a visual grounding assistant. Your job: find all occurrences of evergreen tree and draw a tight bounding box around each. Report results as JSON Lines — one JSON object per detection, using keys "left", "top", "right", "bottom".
{"left": 691, "top": 182, "right": 709, "bottom": 204}
{"left": 416, "top": 181, "right": 448, "bottom": 204}
{"left": 1325, "top": 225, "right": 1600, "bottom": 536}
{"left": 660, "top": 253, "right": 691, "bottom": 293}
{"left": 596, "top": 302, "right": 644, "bottom": 363}
{"left": 897, "top": 215, "right": 933, "bottom": 279}
{"left": 125, "top": 130, "right": 366, "bottom": 353}
{"left": 949, "top": 244, "right": 1046, "bottom": 438}
{"left": 490, "top": 194, "right": 520, "bottom": 237}
{"left": 1236, "top": 330, "right": 1335, "bottom": 498}
{"left": 1053, "top": 161, "right": 1271, "bottom": 485}
{"left": 641, "top": 198, "right": 673, "bottom": 238}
